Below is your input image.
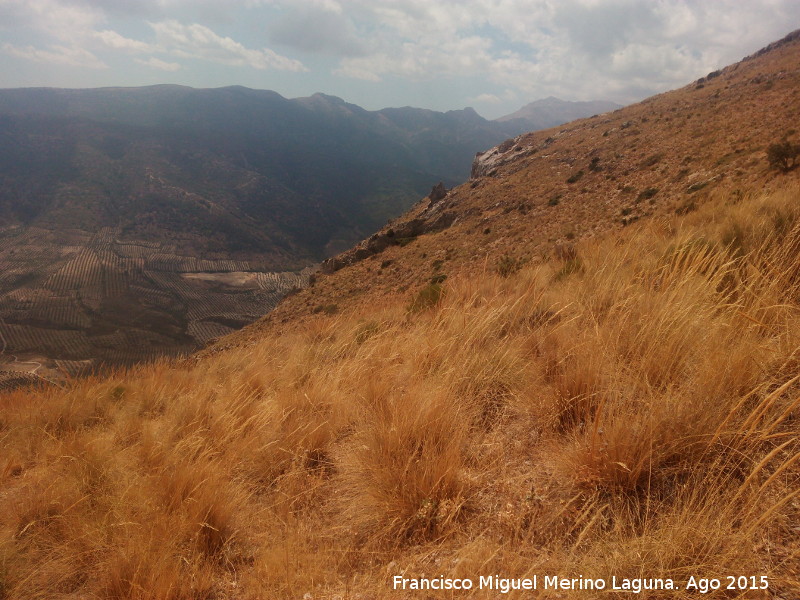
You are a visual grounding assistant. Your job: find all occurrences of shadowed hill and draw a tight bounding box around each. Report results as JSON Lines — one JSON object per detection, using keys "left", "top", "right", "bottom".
{"left": 0, "top": 85, "right": 497, "bottom": 262}
{"left": 0, "top": 86, "right": 621, "bottom": 261}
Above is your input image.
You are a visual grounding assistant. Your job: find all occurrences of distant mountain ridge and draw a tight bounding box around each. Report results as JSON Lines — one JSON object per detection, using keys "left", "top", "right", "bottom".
{"left": 496, "top": 96, "right": 623, "bottom": 131}
{"left": 0, "top": 85, "right": 622, "bottom": 264}
{"left": 0, "top": 84, "right": 511, "bottom": 263}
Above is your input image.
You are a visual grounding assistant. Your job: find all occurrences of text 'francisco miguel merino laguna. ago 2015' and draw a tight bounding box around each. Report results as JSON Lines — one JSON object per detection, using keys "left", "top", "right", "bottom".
{"left": 392, "top": 574, "right": 770, "bottom": 594}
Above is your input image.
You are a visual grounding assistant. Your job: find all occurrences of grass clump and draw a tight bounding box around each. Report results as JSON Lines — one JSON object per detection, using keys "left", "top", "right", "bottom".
{"left": 496, "top": 254, "right": 527, "bottom": 277}
{"left": 408, "top": 280, "right": 445, "bottom": 313}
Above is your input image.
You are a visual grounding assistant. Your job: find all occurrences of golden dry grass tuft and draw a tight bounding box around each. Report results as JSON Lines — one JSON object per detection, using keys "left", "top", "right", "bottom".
{"left": 1, "top": 186, "right": 800, "bottom": 598}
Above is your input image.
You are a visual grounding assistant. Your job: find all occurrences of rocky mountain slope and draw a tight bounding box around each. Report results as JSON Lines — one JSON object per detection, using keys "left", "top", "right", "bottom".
{"left": 0, "top": 86, "right": 499, "bottom": 262}
{"left": 0, "top": 87, "right": 616, "bottom": 262}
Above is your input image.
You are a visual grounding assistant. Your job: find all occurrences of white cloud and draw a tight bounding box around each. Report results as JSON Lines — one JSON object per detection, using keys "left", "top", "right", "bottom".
{"left": 149, "top": 19, "right": 308, "bottom": 71}
{"left": 135, "top": 56, "right": 181, "bottom": 71}
{"left": 323, "top": 0, "right": 800, "bottom": 103}
{"left": 0, "top": 0, "right": 799, "bottom": 109}
{"left": 0, "top": 0, "right": 103, "bottom": 42}
{"left": 2, "top": 42, "right": 108, "bottom": 68}
{"left": 266, "top": 4, "right": 365, "bottom": 57}
{"left": 95, "top": 29, "right": 152, "bottom": 53}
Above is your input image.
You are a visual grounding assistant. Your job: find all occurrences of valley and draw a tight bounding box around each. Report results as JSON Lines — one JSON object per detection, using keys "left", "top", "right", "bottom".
{"left": 0, "top": 87, "right": 615, "bottom": 376}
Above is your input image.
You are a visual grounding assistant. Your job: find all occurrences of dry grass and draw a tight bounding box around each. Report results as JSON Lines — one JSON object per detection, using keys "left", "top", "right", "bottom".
{"left": 1, "top": 186, "right": 800, "bottom": 598}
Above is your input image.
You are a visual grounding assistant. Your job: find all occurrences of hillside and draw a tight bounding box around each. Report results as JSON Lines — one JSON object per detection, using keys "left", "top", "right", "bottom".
{"left": 228, "top": 28, "right": 800, "bottom": 339}
{"left": 1, "top": 30, "right": 800, "bottom": 600}
{"left": 0, "top": 87, "right": 615, "bottom": 261}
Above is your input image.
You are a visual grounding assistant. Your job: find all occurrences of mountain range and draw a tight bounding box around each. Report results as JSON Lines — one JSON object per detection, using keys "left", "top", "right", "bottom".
{"left": 0, "top": 88, "right": 619, "bottom": 372}
{"left": 0, "top": 87, "right": 618, "bottom": 262}
{"left": 496, "top": 96, "right": 622, "bottom": 131}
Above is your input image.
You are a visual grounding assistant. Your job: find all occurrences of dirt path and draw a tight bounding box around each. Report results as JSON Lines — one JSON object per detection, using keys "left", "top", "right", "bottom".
{"left": 0, "top": 318, "right": 42, "bottom": 374}
{"left": 0, "top": 317, "right": 6, "bottom": 356}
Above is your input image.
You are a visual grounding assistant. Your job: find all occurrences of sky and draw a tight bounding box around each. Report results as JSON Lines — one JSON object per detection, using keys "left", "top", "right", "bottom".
{"left": 0, "top": 0, "right": 798, "bottom": 119}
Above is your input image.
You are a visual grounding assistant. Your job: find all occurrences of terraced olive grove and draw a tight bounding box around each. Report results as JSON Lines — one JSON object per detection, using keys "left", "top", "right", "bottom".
{"left": 0, "top": 226, "right": 310, "bottom": 384}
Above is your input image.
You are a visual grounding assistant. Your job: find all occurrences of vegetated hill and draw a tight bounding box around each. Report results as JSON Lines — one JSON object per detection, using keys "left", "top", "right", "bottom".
{"left": 2, "top": 30, "right": 800, "bottom": 599}
{"left": 496, "top": 96, "right": 623, "bottom": 132}
{"left": 2, "top": 167, "right": 799, "bottom": 599}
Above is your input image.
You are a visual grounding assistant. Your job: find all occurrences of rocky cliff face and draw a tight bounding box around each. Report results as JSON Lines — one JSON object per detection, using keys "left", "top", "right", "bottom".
{"left": 470, "top": 134, "right": 553, "bottom": 179}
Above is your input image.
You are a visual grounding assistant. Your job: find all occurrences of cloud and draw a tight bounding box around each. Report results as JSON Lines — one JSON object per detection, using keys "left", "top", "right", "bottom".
{"left": 0, "top": 0, "right": 798, "bottom": 110}
{"left": 149, "top": 19, "right": 308, "bottom": 71}
{"left": 135, "top": 56, "right": 181, "bottom": 71}
{"left": 323, "top": 0, "right": 800, "bottom": 103}
{"left": 2, "top": 42, "right": 107, "bottom": 68}
{"left": 0, "top": 0, "right": 103, "bottom": 42}
{"left": 267, "top": 6, "right": 365, "bottom": 57}
{"left": 95, "top": 29, "right": 153, "bottom": 53}
{"left": 334, "top": 33, "right": 498, "bottom": 81}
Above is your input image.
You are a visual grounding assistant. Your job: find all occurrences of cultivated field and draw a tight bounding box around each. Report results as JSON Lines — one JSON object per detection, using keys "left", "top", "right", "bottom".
{"left": 0, "top": 226, "right": 312, "bottom": 382}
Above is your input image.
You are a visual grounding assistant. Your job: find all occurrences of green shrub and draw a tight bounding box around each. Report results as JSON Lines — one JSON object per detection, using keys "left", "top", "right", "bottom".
{"left": 312, "top": 304, "right": 338, "bottom": 315}
{"left": 636, "top": 187, "right": 659, "bottom": 203}
{"left": 640, "top": 152, "right": 664, "bottom": 168}
{"left": 767, "top": 140, "right": 799, "bottom": 172}
{"left": 566, "top": 170, "right": 584, "bottom": 184}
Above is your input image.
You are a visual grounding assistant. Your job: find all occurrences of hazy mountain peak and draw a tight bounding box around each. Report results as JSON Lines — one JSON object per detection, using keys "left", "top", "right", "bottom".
{"left": 495, "top": 97, "right": 623, "bottom": 133}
